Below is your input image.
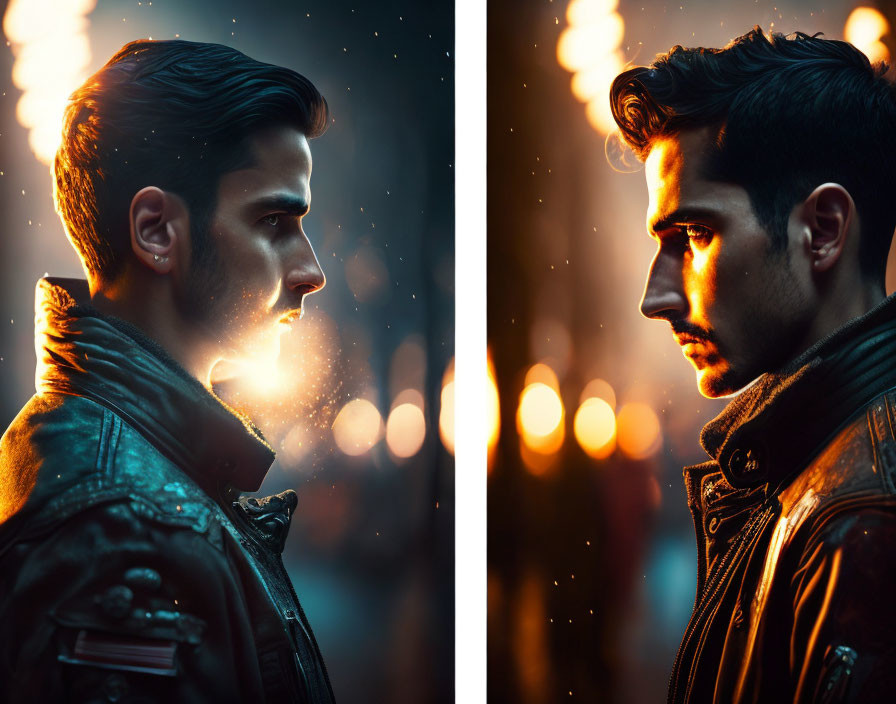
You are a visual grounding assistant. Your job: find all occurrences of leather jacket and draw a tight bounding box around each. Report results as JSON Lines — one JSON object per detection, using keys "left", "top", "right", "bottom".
{"left": 669, "top": 294, "right": 896, "bottom": 703}
{"left": 0, "top": 278, "right": 335, "bottom": 703}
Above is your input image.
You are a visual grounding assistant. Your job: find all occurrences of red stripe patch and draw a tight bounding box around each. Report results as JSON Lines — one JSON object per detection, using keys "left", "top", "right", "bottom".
{"left": 58, "top": 630, "right": 178, "bottom": 676}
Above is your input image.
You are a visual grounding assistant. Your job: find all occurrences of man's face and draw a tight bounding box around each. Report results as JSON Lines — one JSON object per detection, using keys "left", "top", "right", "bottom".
{"left": 641, "top": 128, "right": 813, "bottom": 398}
{"left": 183, "top": 124, "right": 325, "bottom": 364}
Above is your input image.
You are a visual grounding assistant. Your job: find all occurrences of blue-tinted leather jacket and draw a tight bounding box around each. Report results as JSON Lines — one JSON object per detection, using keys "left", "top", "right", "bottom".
{"left": 0, "top": 277, "right": 335, "bottom": 703}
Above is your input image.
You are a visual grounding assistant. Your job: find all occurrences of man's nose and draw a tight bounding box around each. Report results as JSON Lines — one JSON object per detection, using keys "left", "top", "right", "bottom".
{"left": 639, "top": 248, "right": 687, "bottom": 320}
{"left": 285, "top": 234, "right": 326, "bottom": 296}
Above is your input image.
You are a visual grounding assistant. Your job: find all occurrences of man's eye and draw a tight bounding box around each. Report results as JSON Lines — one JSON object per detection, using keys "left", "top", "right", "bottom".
{"left": 684, "top": 224, "right": 712, "bottom": 242}
{"left": 261, "top": 214, "right": 280, "bottom": 227}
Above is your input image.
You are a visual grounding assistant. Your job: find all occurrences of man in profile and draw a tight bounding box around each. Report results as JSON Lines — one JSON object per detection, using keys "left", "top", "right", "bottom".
{"left": 611, "top": 28, "right": 896, "bottom": 703}
{"left": 0, "top": 40, "right": 334, "bottom": 702}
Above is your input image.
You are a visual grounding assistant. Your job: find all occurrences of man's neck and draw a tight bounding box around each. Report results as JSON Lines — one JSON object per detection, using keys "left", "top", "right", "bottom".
{"left": 795, "top": 281, "right": 887, "bottom": 364}
{"left": 89, "top": 276, "right": 219, "bottom": 387}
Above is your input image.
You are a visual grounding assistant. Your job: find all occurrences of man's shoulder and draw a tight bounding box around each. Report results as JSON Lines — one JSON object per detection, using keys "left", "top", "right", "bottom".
{"left": 780, "top": 391, "right": 896, "bottom": 533}
{"left": 0, "top": 391, "right": 226, "bottom": 550}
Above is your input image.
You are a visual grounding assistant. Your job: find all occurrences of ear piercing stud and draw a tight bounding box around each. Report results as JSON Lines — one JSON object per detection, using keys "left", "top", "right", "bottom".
{"left": 153, "top": 254, "right": 168, "bottom": 264}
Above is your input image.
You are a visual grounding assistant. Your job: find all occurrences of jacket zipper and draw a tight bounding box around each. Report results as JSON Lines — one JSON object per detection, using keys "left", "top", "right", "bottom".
{"left": 228, "top": 501, "right": 335, "bottom": 702}
{"left": 275, "top": 551, "right": 336, "bottom": 703}
{"left": 668, "top": 501, "right": 775, "bottom": 704}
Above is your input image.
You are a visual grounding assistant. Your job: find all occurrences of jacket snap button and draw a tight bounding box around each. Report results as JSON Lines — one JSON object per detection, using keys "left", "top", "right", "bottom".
{"left": 729, "top": 448, "right": 747, "bottom": 474}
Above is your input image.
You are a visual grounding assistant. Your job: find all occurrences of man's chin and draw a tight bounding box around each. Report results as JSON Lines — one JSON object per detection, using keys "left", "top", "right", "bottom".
{"left": 695, "top": 364, "right": 755, "bottom": 399}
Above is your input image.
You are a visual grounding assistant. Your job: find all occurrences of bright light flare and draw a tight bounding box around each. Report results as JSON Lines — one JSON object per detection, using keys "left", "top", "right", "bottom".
{"left": 3, "top": 0, "right": 97, "bottom": 165}
{"left": 332, "top": 398, "right": 383, "bottom": 456}
{"left": 845, "top": 7, "right": 890, "bottom": 64}
{"left": 616, "top": 402, "right": 662, "bottom": 460}
{"left": 573, "top": 397, "right": 616, "bottom": 459}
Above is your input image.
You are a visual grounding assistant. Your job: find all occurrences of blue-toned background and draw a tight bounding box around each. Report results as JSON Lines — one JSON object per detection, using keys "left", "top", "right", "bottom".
{"left": 0, "top": 1, "right": 454, "bottom": 702}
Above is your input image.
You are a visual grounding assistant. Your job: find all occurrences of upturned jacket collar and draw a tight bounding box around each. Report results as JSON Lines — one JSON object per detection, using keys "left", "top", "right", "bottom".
{"left": 34, "top": 277, "right": 275, "bottom": 494}
{"left": 698, "top": 292, "right": 896, "bottom": 490}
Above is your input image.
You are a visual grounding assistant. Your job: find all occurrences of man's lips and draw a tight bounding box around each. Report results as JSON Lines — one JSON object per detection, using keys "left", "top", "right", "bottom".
{"left": 277, "top": 309, "right": 303, "bottom": 325}
{"left": 673, "top": 333, "right": 716, "bottom": 362}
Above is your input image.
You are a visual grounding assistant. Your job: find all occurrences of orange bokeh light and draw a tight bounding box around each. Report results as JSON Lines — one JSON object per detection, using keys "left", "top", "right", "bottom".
{"left": 616, "top": 402, "right": 662, "bottom": 460}
{"left": 845, "top": 7, "right": 890, "bottom": 64}
{"left": 518, "top": 383, "right": 563, "bottom": 438}
{"left": 579, "top": 378, "right": 616, "bottom": 408}
{"left": 524, "top": 362, "right": 560, "bottom": 390}
{"left": 573, "top": 396, "right": 616, "bottom": 459}
{"left": 517, "top": 377, "right": 565, "bottom": 466}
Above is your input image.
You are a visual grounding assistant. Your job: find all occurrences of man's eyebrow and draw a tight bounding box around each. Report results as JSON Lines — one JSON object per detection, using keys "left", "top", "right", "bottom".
{"left": 649, "top": 206, "right": 721, "bottom": 235}
{"left": 249, "top": 194, "right": 310, "bottom": 216}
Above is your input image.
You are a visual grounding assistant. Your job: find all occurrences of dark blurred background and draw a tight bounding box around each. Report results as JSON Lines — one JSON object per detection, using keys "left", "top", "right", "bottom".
{"left": 0, "top": 1, "right": 454, "bottom": 702}
{"left": 487, "top": 0, "right": 896, "bottom": 702}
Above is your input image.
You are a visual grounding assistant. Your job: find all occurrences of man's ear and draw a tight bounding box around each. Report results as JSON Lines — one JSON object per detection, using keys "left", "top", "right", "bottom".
{"left": 798, "top": 183, "right": 855, "bottom": 273}
{"left": 129, "top": 187, "right": 188, "bottom": 274}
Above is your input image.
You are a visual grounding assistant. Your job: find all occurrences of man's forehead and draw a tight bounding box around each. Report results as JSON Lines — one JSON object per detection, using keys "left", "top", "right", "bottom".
{"left": 645, "top": 128, "right": 716, "bottom": 191}
{"left": 644, "top": 127, "right": 724, "bottom": 224}
{"left": 229, "top": 127, "right": 312, "bottom": 199}
{"left": 245, "top": 127, "right": 312, "bottom": 177}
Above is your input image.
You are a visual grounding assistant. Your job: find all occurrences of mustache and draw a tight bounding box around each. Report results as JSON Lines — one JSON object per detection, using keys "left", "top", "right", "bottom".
{"left": 670, "top": 321, "right": 716, "bottom": 344}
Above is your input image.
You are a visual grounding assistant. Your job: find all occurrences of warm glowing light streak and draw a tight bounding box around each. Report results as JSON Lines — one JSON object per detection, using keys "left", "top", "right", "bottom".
{"left": 557, "top": 0, "right": 626, "bottom": 135}
{"left": 440, "top": 360, "right": 455, "bottom": 456}
{"left": 573, "top": 396, "right": 616, "bottom": 459}
{"left": 332, "top": 398, "right": 383, "bottom": 456}
{"left": 487, "top": 352, "right": 501, "bottom": 468}
{"left": 616, "top": 402, "right": 662, "bottom": 460}
{"left": 3, "top": 0, "right": 96, "bottom": 165}
{"left": 440, "top": 380, "right": 455, "bottom": 455}
{"left": 845, "top": 7, "right": 890, "bottom": 64}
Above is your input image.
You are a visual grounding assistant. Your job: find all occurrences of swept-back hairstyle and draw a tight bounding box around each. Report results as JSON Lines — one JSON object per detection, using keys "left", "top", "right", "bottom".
{"left": 610, "top": 27, "right": 896, "bottom": 278}
{"left": 54, "top": 39, "right": 329, "bottom": 284}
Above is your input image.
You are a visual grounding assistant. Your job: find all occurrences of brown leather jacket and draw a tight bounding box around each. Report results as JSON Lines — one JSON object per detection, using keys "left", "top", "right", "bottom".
{"left": 0, "top": 278, "right": 335, "bottom": 703}
{"left": 670, "top": 295, "right": 896, "bottom": 703}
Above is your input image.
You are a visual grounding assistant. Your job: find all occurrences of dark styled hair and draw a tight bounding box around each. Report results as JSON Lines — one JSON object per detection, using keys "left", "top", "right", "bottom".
{"left": 54, "top": 39, "right": 329, "bottom": 284}
{"left": 610, "top": 27, "right": 896, "bottom": 278}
